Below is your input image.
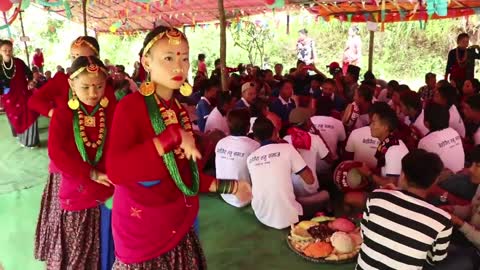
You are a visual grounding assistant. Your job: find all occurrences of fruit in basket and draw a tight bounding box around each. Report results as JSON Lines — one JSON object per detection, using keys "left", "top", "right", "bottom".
{"left": 349, "top": 231, "right": 363, "bottom": 246}
{"left": 298, "top": 220, "right": 318, "bottom": 230}
{"left": 290, "top": 225, "right": 313, "bottom": 242}
{"left": 307, "top": 223, "right": 334, "bottom": 241}
{"left": 311, "top": 216, "right": 336, "bottom": 223}
{"left": 328, "top": 218, "right": 356, "bottom": 233}
{"left": 303, "top": 242, "right": 334, "bottom": 258}
{"left": 330, "top": 232, "right": 355, "bottom": 254}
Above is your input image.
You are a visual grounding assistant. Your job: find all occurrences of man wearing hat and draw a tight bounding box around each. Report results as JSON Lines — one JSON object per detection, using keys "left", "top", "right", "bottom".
{"left": 235, "top": 82, "right": 257, "bottom": 109}
{"left": 344, "top": 64, "right": 361, "bottom": 102}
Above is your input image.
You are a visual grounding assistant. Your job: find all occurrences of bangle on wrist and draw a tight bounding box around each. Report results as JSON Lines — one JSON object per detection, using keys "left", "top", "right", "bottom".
{"left": 216, "top": 179, "right": 236, "bottom": 194}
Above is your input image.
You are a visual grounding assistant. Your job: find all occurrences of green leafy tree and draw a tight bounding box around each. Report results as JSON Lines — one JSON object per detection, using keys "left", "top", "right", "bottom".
{"left": 230, "top": 19, "right": 272, "bottom": 66}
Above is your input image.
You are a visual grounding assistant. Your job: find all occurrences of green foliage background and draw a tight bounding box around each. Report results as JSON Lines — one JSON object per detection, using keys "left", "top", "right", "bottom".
{"left": 5, "top": 6, "right": 480, "bottom": 89}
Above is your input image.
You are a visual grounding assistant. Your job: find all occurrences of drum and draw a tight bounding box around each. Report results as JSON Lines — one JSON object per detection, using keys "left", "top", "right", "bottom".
{"left": 333, "top": 161, "right": 370, "bottom": 192}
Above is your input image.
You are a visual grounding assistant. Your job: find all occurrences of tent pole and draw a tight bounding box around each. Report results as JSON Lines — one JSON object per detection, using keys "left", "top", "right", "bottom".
{"left": 368, "top": 30, "right": 374, "bottom": 71}
{"left": 218, "top": 0, "right": 227, "bottom": 91}
{"left": 287, "top": 14, "right": 290, "bottom": 35}
{"left": 82, "top": 0, "right": 87, "bottom": 36}
{"left": 18, "top": 11, "right": 30, "bottom": 69}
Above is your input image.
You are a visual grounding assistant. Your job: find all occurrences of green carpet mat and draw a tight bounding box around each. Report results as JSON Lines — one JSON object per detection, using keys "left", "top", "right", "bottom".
{"left": 0, "top": 115, "right": 355, "bottom": 270}
{"left": 0, "top": 116, "right": 50, "bottom": 194}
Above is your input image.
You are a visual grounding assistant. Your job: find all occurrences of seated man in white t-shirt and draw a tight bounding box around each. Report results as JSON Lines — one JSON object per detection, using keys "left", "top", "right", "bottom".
{"left": 347, "top": 102, "right": 409, "bottom": 208}
{"left": 283, "top": 108, "right": 330, "bottom": 197}
{"left": 310, "top": 100, "right": 346, "bottom": 172}
{"left": 215, "top": 109, "right": 260, "bottom": 207}
{"left": 419, "top": 103, "right": 465, "bottom": 173}
{"left": 433, "top": 82, "right": 466, "bottom": 138}
{"left": 344, "top": 103, "right": 383, "bottom": 168}
{"left": 205, "top": 91, "right": 235, "bottom": 135}
{"left": 247, "top": 118, "right": 329, "bottom": 229}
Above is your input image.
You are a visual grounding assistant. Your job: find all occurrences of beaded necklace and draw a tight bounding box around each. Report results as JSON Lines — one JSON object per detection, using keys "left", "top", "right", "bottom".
{"left": 70, "top": 89, "right": 107, "bottom": 165}
{"left": 144, "top": 94, "right": 199, "bottom": 196}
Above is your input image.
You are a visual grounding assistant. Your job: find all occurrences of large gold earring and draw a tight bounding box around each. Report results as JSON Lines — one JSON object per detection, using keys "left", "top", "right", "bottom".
{"left": 179, "top": 82, "right": 193, "bottom": 97}
{"left": 100, "top": 96, "right": 109, "bottom": 108}
{"left": 139, "top": 72, "right": 155, "bottom": 96}
{"left": 68, "top": 90, "right": 80, "bottom": 110}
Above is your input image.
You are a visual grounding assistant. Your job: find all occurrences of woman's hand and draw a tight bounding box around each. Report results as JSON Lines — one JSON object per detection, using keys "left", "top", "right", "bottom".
{"left": 179, "top": 130, "right": 202, "bottom": 161}
{"left": 234, "top": 181, "right": 252, "bottom": 202}
{"left": 91, "top": 169, "right": 113, "bottom": 187}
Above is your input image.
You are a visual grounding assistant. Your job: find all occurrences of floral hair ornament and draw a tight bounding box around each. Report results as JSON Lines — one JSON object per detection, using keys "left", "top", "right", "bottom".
{"left": 71, "top": 37, "right": 99, "bottom": 56}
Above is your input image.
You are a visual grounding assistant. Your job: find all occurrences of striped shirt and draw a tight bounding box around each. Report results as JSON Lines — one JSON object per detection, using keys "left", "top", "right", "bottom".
{"left": 356, "top": 189, "right": 452, "bottom": 270}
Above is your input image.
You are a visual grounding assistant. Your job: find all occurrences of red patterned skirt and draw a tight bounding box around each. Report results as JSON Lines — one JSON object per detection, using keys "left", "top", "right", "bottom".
{"left": 34, "top": 173, "right": 62, "bottom": 261}
{"left": 112, "top": 229, "right": 206, "bottom": 270}
{"left": 45, "top": 203, "right": 101, "bottom": 269}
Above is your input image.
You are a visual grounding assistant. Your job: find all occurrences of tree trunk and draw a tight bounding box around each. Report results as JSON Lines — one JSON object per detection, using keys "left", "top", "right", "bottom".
{"left": 218, "top": 0, "right": 228, "bottom": 91}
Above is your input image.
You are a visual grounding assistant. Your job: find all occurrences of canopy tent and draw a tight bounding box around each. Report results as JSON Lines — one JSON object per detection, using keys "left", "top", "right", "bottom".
{"left": 304, "top": 0, "right": 480, "bottom": 71}
{"left": 33, "top": 0, "right": 308, "bottom": 33}
{"left": 307, "top": 0, "right": 480, "bottom": 23}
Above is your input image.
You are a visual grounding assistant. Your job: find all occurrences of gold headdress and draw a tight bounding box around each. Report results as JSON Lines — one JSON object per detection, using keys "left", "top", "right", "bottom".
{"left": 68, "top": 58, "right": 109, "bottom": 109}
{"left": 71, "top": 37, "right": 99, "bottom": 56}
{"left": 142, "top": 28, "right": 184, "bottom": 58}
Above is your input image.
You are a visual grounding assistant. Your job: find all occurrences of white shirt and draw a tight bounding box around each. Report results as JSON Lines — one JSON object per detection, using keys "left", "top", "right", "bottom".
{"left": 249, "top": 117, "right": 257, "bottom": 133}
{"left": 284, "top": 133, "right": 329, "bottom": 197}
{"left": 247, "top": 143, "right": 307, "bottom": 229}
{"left": 354, "top": 113, "right": 370, "bottom": 130}
{"left": 449, "top": 105, "right": 466, "bottom": 138}
{"left": 404, "top": 110, "right": 429, "bottom": 137}
{"left": 215, "top": 136, "right": 260, "bottom": 207}
{"left": 418, "top": 127, "right": 465, "bottom": 173}
{"left": 204, "top": 107, "right": 229, "bottom": 135}
{"left": 381, "top": 140, "right": 409, "bottom": 177}
{"left": 241, "top": 97, "right": 250, "bottom": 108}
{"left": 310, "top": 116, "right": 346, "bottom": 171}
{"left": 345, "top": 126, "right": 380, "bottom": 168}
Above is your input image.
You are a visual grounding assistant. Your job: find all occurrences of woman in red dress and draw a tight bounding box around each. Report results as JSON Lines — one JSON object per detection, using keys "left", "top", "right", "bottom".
{"left": 106, "top": 26, "right": 251, "bottom": 269}
{"left": 45, "top": 56, "right": 114, "bottom": 269}
{"left": 32, "top": 36, "right": 116, "bottom": 270}
{"left": 0, "top": 39, "right": 39, "bottom": 147}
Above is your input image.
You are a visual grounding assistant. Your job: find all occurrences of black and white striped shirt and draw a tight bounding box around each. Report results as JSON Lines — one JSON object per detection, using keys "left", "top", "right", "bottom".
{"left": 356, "top": 189, "right": 452, "bottom": 270}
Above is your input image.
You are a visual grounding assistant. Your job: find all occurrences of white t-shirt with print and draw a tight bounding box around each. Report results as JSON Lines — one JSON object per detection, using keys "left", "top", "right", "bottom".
{"left": 284, "top": 132, "right": 329, "bottom": 197}
{"left": 215, "top": 136, "right": 260, "bottom": 207}
{"left": 247, "top": 143, "right": 307, "bottom": 229}
{"left": 418, "top": 127, "right": 465, "bottom": 173}
{"left": 204, "top": 107, "right": 229, "bottom": 135}
{"left": 310, "top": 116, "right": 346, "bottom": 172}
{"left": 345, "top": 126, "right": 380, "bottom": 168}
{"left": 310, "top": 116, "right": 346, "bottom": 155}
{"left": 381, "top": 140, "right": 409, "bottom": 177}
{"left": 404, "top": 110, "right": 429, "bottom": 137}
{"left": 449, "top": 105, "right": 466, "bottom": 138}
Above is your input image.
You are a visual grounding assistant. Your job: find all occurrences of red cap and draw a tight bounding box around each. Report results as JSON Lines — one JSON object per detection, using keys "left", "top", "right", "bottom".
{"left": 328, "top": 62, "right": 340, "bottom": 69}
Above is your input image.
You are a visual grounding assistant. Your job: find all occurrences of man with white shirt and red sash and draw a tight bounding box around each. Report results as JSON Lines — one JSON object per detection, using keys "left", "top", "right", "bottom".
{"left": 344, "top": 102, "right": 409, "bottom": 209}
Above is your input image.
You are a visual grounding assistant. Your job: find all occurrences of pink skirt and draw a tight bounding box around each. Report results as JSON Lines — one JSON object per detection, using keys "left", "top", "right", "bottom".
{"left": 34, "top": 173, "right": 62, "bottom": 261}
{"left": 112, "top": 229, "right": 206, "bottom": 270}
